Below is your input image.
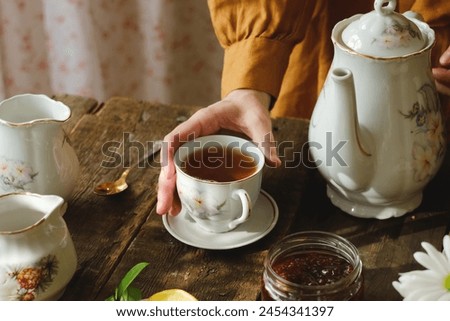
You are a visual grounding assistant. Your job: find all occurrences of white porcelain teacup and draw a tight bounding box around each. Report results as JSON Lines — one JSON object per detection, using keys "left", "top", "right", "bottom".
{"left": 174, "top": 135, "right": 265, "bottom": 233}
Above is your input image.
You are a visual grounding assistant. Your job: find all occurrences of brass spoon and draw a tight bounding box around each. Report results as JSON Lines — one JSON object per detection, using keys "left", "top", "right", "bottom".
{"left": 93, "top": 140, "right": 163, "bottom": 196}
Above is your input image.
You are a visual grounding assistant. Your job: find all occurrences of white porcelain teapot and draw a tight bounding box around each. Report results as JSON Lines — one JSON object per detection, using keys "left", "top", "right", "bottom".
{"left": 0, "top": 193, "right": 77, "bottom": 300}
{"left": 0, "top": 94, "right": 80, "bottom": 200}
{"left": 308, "top": 0, "right": 446, "bottom": 219}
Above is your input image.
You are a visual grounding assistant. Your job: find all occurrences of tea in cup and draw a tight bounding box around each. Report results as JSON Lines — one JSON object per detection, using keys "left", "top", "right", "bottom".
{"left": 174, "top": 135, "right": 265, "bottom": 233}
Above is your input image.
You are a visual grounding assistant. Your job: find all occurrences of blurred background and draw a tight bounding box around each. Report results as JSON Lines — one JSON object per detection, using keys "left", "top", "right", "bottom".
{"left": 0, "top": 0, "right": 223, "bottom": 106}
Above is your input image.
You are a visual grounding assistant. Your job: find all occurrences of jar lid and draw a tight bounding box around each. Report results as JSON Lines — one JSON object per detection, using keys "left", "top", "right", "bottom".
{"left": 341, "top": 0, "right": 425, "bottom": 57}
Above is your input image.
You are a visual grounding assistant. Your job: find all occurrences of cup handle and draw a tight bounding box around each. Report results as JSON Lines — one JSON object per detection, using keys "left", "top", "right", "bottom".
{"left": 228, "top": 189, "right": 252, "bottom": 230}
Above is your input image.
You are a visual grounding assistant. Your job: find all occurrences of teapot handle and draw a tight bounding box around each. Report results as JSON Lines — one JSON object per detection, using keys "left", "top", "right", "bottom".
{"left": 374, "top": 0, "right": 397, "bottom": 15}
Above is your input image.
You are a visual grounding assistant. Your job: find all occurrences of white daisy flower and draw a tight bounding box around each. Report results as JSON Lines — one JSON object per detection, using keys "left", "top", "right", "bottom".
{"left": 393, "top": 235, "right": 450, "bottom": 300}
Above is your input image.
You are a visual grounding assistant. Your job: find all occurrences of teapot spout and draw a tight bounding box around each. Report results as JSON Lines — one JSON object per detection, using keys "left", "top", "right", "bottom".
{"left": 329, "top": 68, "right": 372, "bottom": 191}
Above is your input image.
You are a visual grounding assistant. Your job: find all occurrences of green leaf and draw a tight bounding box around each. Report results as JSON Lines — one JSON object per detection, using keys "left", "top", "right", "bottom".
{"left": 109, "top": 262, "right": 149, "bottom": 301}
{"left": 121, "top": 286, "right": 142, "bottom": 301}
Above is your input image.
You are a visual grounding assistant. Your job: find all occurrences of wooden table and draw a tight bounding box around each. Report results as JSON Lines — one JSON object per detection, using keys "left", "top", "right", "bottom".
{"left": 55, "top": 94, "right": 450, "bottom": 301}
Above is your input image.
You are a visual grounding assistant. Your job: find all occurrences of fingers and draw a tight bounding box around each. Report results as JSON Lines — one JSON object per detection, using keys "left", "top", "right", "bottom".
{"left": 156, "top": 163, "right": 177, "bottom": 215}
{"left": 262, "top": 131, "right": 282, "bottom": 168}
{"left": 432, "top": 46, "right": 450, "bottom": 97}
{"left": 245, "top": 115, "right": 281, "bottom": 168}
{"left": 156, "top": 135, "right": 178, "bottom": 215}
{"left": 169, "top": 190, "right": 182, "bottom": 216}
{"left": 156, "top": 107, "right": 221, "bottom": 216}
{"left": 435, "top": 81, "right": 450, "bottom": 97}
{"left": 223, "top": 90, "right": 281, "bottom": 168}
{"left": 439, "top": 46, "right": 450, "bottom": 67}
{"left": 167, "top": 107, "right": 221, "bottom": 145}
{"left": 433, "top": 67, "right": 450, "bottom": 96}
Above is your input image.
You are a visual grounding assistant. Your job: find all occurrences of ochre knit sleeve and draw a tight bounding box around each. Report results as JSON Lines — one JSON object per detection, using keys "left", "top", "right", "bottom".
{"left": 409, "top": 0, "right": 450, "bottom": 27}
{"left": 207, "top": 0, "right": 315, "bottom": 99}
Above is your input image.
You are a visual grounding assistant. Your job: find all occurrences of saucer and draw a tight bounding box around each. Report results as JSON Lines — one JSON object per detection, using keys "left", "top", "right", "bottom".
{"left": 162, "top": 190, "right": 279, "bottom": 250}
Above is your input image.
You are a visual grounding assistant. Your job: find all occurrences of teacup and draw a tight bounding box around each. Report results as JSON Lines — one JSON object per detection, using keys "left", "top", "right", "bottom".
{"left": 174, "top": 135, "right": 265, "bottom": 233}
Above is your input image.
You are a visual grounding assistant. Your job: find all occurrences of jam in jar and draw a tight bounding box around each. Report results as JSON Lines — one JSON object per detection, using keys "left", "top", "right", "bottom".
{"left": 261, "top": 231, "right": 363, "bottom": 300}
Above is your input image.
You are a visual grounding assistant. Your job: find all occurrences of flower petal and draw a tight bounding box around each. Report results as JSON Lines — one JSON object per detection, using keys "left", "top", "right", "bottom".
{"left": 402, "top": 289, "right": 428, "bottom": 300}
{"left": 394, "top": 236, "right": 450, "bottom": 300}
{"left": 392, "top": 281, "right": 416, "bottom": 299}
{"left": 421, "top": 241, "right": 450, "bottom": 274}
{"left": 395, "top": 279, "right": 442, "bottom": 295}
{"left": 443, "top": 235, "right": 450, "bottom": 263}
{"left": 437, "top": 291, "right": 450, "bottom": 301}
{"left": 421, "top": 289, "right": 449, "bottom": 301}
{"left": 392, "top": 268, "right": 449, "bottom": 299}
{"left": 414, "top": 251, "right": 447, "bottom": 275}
{"left": 399, "top": 269, "right": 441, "bottom": 280}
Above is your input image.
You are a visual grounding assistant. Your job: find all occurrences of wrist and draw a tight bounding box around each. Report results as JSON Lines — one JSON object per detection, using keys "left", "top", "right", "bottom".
{"left": 225, "top": 89, "right": 272, "bottom": 109}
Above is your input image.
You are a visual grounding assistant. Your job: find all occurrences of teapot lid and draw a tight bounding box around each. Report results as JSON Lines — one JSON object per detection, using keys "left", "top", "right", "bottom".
{"left": 341, "top": 0, "right": 425, "bottom": 57}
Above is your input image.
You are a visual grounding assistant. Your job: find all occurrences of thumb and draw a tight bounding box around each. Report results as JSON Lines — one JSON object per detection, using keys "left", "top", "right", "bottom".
{"left": 257, "top": 131, "right": 281, "bottom": 168}
{"left": 439, "top": 46, "right": 450, "bottom": 66}
{"left": 247, "top": 122, "right": 281, "bottom": 168}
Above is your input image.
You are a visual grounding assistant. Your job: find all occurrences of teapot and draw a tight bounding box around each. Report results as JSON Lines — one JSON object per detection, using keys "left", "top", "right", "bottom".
{"left": 0, "top": 94, "right": 80, "bottom": 200}
{"left": 308, "top": 0, "right": 446, "bottom": 219}
{"left": 0, "top": 193, "right": 77, "bottom": 300}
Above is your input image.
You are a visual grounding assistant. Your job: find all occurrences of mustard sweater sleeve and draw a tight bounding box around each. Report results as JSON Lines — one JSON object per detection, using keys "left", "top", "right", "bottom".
{"left": 410, "top": 0, "right": 450, "bottom": 27}
{"left": 207, "top": 0, "right": 315, "bottom": 99}
{"left": 409, "top": 0, "right": 450, "bottom": 67}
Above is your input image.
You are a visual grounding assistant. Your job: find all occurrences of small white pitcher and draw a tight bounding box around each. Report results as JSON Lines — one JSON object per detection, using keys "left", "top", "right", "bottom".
{"left": 0, "top": 193, "right": 77, "bottom": 301}
{"left": 0, "top": 94, "right": 80, "bottom": 200}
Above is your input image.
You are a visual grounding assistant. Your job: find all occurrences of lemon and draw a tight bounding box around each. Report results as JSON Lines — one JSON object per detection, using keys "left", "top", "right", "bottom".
{"left": 146, "top": 289, "right": 198, "bottom": 301}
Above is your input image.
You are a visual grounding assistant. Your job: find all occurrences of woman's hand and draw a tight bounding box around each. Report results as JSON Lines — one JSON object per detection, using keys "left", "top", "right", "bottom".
{"left": 156, "top": 89, "right": 281, "bottom": 216}
{"left": 433, "top": 45, "right": 450, "bottom": 96}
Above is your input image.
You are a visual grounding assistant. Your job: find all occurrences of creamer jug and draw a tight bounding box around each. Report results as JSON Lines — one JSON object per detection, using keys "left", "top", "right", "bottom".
{"left": 0, "top": 94, "right": 79, "bottom": 200}
{"left": 0, "top": 193, "right": 77, "bottom": 300}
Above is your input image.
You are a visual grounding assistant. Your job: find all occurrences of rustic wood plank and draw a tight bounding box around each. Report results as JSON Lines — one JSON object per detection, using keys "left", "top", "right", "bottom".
{"left": 61, "top": 97, "right": 201, "bottom": 300}
{"left": 52, "top": 94, "right": 99, "bottom": 134}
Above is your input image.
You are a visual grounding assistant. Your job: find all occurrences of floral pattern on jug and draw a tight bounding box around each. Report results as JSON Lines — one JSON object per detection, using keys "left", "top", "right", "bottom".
{"left": 178, "top": 184, "right": 226, "bottom": 219}
{"left": 401, "top": 83, "right": 446, "bottom": 182}
{"left": 0, "top": 157, "right": 38, "bottom": 192}
{"left": 2, "top": 255, "right": 58, "bottom": 301}
{"left": 0, "top": 94, "right": 80, "bottom": 200}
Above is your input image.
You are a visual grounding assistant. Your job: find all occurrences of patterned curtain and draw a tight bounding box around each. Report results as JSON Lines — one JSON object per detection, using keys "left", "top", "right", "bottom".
{"left": 0, "top": 0, "right": 223, "bottom": 106}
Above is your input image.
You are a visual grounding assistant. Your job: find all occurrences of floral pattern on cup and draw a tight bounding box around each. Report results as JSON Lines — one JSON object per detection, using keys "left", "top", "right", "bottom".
{"left": 401, "top": 83, "right": 445, "bottom": 182}
{"left": 373, "top": 21, "right": 422, "bottom": 49}
{"left": 178, "top": 184, "right": 226, "bottom": 220}
{"left": 3, "top": 255, "right": 59, "bottom": 301}
{"left": 0, "top": 157, "right": 38, "bottom": 192}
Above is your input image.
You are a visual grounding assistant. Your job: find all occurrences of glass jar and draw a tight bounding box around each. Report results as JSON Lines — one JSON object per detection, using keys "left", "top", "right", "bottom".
{"left": 261, "top": 231, "right": 364, "bottom": 301}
